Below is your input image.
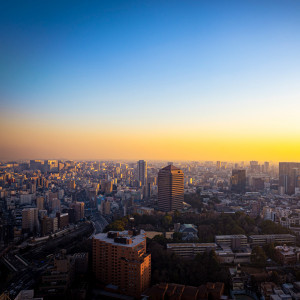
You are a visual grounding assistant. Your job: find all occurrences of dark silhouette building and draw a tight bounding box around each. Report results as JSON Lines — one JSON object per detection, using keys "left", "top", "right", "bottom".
{"left": 158, "top": 165, "right": 184, "bottom": 212}
{"left": 279, "top": 162, "right": 300, "bottom": 195}
{"left": 231, "top": 169, "right": 246, "bottom": 194}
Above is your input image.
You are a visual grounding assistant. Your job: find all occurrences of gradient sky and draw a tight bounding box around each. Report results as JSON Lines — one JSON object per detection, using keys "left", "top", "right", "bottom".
{"left": 1, "top": 0, "right": 300, "bottom": 161}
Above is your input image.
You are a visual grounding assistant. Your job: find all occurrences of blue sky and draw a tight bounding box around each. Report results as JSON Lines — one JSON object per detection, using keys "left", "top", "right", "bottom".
{"left": 1, "top": 0, "right": 300, "bottom": 160}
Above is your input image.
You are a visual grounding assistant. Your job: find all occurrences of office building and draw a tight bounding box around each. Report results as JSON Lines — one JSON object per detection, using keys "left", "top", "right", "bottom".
{"left": 41, "top": 216, "right": 53, "bottom": 236}
{"left": 22, "top": 208, "right": 39, "bottom": 233}
{"left": 49, "top": 198, "right": 61, "bottom": 212}
{"left": 36, "top": 196, "right": 44, "bottom": 210}
{"left": 70, "top": 202, "right": 84, "bottom": 221}
{"left": 231, "top": 169, "right": 246, "bottom": 194}
{"left": 249, "top": 234, "right": 296, "bottom": 247}
{"left": 279, "top": 162, "right": 300, "bottom": 195}
{"left": 215, "top": 235, "right": 247, "bottom": 249}
{"left": 158, "top": 165, "right": 184, "bottom": 212}
{"left": 93, "top": 230, "right": 151, "bottom": 298}
{"left": 137, "top": 160, "right": 147, "bottom": 186}
{"left": 167, "top": 243, "right": 217, "bottom": 258}
{"left": 56, "top": 212, "right": 69, "bottom": 229}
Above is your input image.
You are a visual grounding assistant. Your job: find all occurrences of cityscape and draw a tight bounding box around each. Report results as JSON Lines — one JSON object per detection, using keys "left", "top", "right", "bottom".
{"left": 1, "top": 1, "right": 300, "bottom": 300}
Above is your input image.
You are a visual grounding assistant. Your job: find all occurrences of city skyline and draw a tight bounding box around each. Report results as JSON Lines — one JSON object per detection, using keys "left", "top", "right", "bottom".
{"left": 1, "top": 1, "right": 300, "bottom": 161}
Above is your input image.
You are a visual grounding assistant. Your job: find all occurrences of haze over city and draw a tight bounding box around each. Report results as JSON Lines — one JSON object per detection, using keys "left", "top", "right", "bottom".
{"left": 1, "top": 0, "right": 300, "bottom": 161}
{"left": 3, "top": 2, "right": 300, "bottom": 300}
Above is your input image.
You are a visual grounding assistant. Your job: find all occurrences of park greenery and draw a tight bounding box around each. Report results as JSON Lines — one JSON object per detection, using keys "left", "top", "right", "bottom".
{"left": 102, "top": 211, "right": 297, "bottom": 287}
{"left": 104, "top": 211, "right": 293, "bottom": 242}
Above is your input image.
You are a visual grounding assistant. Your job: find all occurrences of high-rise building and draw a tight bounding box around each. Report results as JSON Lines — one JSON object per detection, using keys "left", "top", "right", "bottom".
{"left": 158, "top": 165, "right": 184, "bottom": 212}
{"left": 137, "top": 160, "right": 147, "bottom": 186}
{"left": 49, "top": 198, "right": 61, "bottom": 212}
{"left": 92, "top": 230, "right": 151, "bottom": 298}
{"left": 70, "top": 202, "right": 84, "bottom": 221}
{"left": 216, "top": 161, "right": 221, "bottom": 170}
{"left": 36, "top": 196, "right": 44, "bottom": 210}
{"left": 56, "top": 212, "right": 69, "bottom": 229}
{"left": 22, "top": 208, "right": 39, "bottom": 232}
{"left": 231, "top": 169, "right": 246, "bottom": 194}
{"left": 41, "top": 216, "right": 53, "bottom": 236}
{"left": 279, "top": 162, "right": 300, "bottom": 195}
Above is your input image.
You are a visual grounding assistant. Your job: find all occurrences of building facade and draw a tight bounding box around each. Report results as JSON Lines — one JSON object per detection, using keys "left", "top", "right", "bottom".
{"left": 158, "top": 165, "right": 184, "bottom": 212}
{"left": 137, "top": 160, "right": 147, "bottom": 186}
{"left": 231, "top": 169, "right": 246, "bottom": 194}
{"left": 92, "top": 230, "right": 151, "bottom": 298}
{"left": 279, "top": 162, "right": 300, "bottom": 195}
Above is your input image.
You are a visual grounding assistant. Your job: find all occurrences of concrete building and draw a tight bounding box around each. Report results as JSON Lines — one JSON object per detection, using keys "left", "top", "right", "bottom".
{"left": 249, "top": 234, "right": 296, "bottom": 247}
{"left": 275, "top": 245, "right": 300, "bottom": 265}
{"left": 167, "top": 243, "right": 217, "bottom": 258}
{"left": 215, "top": 235, "right": 247, "bottom": 249}
{"left": 70, "top": 202, "right": 84, "bottom": 221}
{"left": 279, "top": 162, "right": 300, "bottom": 195}
{"left": 56, "top": 212, "right": 69, "bottom": 229}
{"left": 22, "top": 208, "right": 39, "bottom": 233}
{"left": 92, "top": 230, "right": 151, "bottom": 298}
{"left": 231, "top": 169, "right": 246, "bottom": 194}
{"left": 36, "top": 196, "right": 44, "bottom": 210}
{"left": 158, "top": 165, "right": 184, "bottom": 212}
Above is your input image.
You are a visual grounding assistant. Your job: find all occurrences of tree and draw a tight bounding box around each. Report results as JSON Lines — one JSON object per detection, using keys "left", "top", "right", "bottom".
{"left": 251, "top": 246, "right": 267, "bottom": 267}
{"left": 263, "top": 243, "right": 276, "bottom": 261}
{"left": 162, "top": 215, "right": 172, "bottom": 230}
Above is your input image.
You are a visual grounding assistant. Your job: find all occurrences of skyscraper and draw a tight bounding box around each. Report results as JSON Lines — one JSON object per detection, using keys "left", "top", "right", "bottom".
{"left": 93, "top": 230, "right": 151, "bottom": 298}
{"left": 137, "top": 160, "right": 147, "bottom": 186}
{"left": 279, "top": 162, "right": 300, "bottom": 195}
{"left": 158, "top": 165, "right": 184, "bottom": 212}
{"left": 231, "top": 169, "right": 246, "bottom": 194}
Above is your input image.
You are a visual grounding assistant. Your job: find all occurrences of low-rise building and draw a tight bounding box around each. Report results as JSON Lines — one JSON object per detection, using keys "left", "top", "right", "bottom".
{"left": 249, "top": 234, "right": 296, "bottom": 247}
{"left": 167, "top": 243, "right": 217, "bottom": 258}
{"left": 215, "top": 235, "right": 247, "bottom": 249}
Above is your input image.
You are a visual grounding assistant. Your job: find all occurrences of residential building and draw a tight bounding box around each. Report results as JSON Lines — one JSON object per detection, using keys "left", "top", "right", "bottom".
{"left": 92, "top": 230, "right": 151, "bottom": 298}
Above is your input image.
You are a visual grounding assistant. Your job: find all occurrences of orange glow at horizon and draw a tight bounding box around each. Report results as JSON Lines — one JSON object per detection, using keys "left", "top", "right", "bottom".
{"left": 1, "top": 114, "right": 299, "bottom": 162}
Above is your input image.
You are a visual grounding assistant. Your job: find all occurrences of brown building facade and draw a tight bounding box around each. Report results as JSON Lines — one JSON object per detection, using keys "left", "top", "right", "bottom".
{"left": 92, "top": 230, "right": 151, "bottom": 298}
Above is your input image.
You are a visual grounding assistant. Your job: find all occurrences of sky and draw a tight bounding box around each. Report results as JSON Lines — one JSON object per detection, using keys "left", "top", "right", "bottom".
{"left": 1, "top": 0, "right": 300, "bottom": 161}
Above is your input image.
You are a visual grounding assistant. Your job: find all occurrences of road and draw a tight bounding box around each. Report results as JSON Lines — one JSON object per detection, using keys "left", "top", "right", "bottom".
{"left": 90, "top": 212, "right": 108, "bottom": 235}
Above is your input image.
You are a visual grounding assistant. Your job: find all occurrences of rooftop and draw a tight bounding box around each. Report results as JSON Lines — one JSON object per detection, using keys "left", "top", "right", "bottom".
{"left": 93, "top": 230, "right": 146, "bottom": 248}
{"left": 250, "top": 234, "right": 295, "bottom": 238}
{"left": 167, "top": 243, "right": 217, "bottom": 248}
{"left": 161, "top": 165, "right": 181, "bottom": 171}
{"left": 215, "top": 235, "right": 247, "bottom": 239}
